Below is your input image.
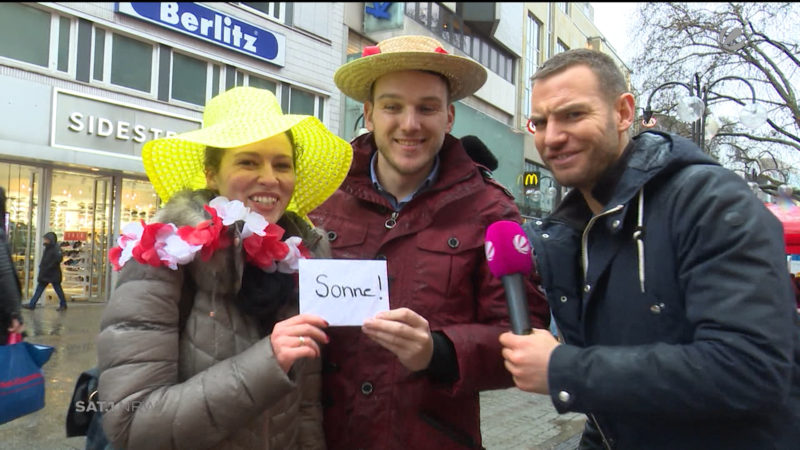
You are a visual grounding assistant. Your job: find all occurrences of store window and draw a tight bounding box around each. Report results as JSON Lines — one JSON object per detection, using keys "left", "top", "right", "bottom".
{"left": 57, "top": 16, "right": 71, "bottom": 73}
{"left": 50, "top": 170, "right": 113, "bottom": 301}
{"left": 93, "top": 28, "right": 105, "bottom": 81}
{"left": 0, "top": 3, "right": 51, "bottom": 68}
{"left": 404, "top": 2, "right": 515, "bottom": 83}
{"left": 120, "top": 178, "right": 159, "bottom": 226}
{"left": 524, "top": 14, "right": 543, "bottom": 122}
{"left": 239, "top": 2, "right": 286, "bottom": 23}
{"left": 249, "top": 75, "right": 277, "bottom": 93}
{"left": 211, "top": 65, "right": 221, "bottom": 97}
{"left": 519, "top": 160, "right": 560, "bottom": 218}
{"left": 171, "top": 52, "right": 208, "bottom": 106}
{"left": 289, "top": 88, "right": 315, "bottom": 116}
{"left": 110, "top": 33, "right": 154, "bottom": 93}
{"left": 236, "top": 70, "right": 278, "bottom": 93}
{"left": 0, "top": 162, "right": 40, "bottom": 297}
{"left": 556, "top": 39, "right": 569, "bottom": 55}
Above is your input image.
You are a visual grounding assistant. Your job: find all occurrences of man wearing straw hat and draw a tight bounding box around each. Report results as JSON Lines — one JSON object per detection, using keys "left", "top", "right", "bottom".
{"left": 309, "top": 36, "right": 550, "bottom": 449}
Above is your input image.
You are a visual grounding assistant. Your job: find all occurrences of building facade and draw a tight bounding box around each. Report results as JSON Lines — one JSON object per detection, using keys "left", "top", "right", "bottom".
{"left": 0, "top": 2, "right": 346, "bottom": 301}
{"left": 0, "top": 2, "right": 630, "bottom": 302}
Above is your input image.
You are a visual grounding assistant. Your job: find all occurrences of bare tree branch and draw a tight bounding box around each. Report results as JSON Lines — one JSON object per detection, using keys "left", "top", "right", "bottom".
{"left": 631, "top": 2, "right": 800, "bottom": 187}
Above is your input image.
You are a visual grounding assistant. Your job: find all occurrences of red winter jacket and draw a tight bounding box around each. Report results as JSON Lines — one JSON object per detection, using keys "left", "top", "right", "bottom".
{"left": 309, "top": 133, "right": 549, "bottom": 450}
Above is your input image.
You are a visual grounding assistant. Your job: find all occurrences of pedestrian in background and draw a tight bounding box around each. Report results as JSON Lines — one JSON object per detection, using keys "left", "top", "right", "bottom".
{"left": 309, "top": 35, "right": 550, "bottom": 449}
{"left": 96, "top": 86, "right": 352, "bottom": 449}
{"left": 1, "top": 186, "right": 24, "bottom": 343}
{"left": 501, "top": 48, "right": 800, "bottom": 448}
{"left": 23, "top": 231, "right": 68, "bottom": 311}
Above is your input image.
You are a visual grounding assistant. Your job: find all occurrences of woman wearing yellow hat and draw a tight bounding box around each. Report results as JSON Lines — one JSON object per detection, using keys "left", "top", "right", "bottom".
{"left": 96, "top": 86, "right": 352, "bottom": 449}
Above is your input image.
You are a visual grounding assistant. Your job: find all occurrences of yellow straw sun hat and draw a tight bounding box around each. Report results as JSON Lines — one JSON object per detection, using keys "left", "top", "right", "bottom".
{"left": 142, "top": 86, "right": 352, "bottom": 219}
{"left": 334, "top": 35, "right": 487, "bottom": 103}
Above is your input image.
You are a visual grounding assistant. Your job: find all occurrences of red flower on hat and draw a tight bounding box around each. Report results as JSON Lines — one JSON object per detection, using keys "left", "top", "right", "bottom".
{"left": 243, "top": 223, "right": 289, "bottom": 269}
{"left": 434, "top": 46, "right": 448, "bottom": 54}
{"left": 362, "top": 45, "right": 381, "bottom": 56}
{"left": 177, "top": 205, "right": 230, "bottom": 261}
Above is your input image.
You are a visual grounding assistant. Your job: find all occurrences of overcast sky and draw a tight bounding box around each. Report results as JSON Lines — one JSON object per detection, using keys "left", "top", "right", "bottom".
{"left": 590, "top": 2, "right": 641, "bottom": 66}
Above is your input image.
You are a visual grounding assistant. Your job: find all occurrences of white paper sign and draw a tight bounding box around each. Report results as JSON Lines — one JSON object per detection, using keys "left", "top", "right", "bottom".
{"left": 299, "top": 259, "right": 390, "bottom": 326}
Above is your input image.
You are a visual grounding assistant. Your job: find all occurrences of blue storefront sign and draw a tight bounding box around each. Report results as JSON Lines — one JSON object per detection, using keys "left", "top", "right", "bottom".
{"left": 363, "top": 2, "right": 404, "bottom": 32}
{"left": 115, "top": 2, "right": 286, "bottom": 66}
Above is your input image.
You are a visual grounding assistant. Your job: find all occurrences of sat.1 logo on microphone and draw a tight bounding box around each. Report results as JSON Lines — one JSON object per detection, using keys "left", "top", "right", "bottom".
{"left": 485, "top": 233, "right": 530, "bottom": 262}
{"left": 513, "top": 234, "right": 531, "bottom": 255}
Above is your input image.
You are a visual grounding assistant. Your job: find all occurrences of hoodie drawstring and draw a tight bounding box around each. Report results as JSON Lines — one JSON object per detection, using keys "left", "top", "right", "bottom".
{"left": 632, "top": 187, "right": 646, "bottom": 294}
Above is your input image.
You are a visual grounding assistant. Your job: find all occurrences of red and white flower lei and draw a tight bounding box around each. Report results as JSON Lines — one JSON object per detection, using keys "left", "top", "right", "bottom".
{"left": 109, "top": 196, "right": 310, "bottom": 274}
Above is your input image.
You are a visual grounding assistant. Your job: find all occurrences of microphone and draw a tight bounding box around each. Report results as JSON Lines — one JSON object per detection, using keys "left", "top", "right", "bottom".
{"left": 485, "top": 221, "right": 533, "bottom": 335}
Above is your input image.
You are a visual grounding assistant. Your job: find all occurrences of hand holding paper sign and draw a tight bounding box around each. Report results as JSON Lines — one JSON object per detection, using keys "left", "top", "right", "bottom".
{"left": 270, "top": 313, "right": 329, "bottom": 373}
{"left": 362, "top": 308, "right": 434, "bottom": 372}
{"left": 299, "top": 259, "right": 390, "bottom": 326}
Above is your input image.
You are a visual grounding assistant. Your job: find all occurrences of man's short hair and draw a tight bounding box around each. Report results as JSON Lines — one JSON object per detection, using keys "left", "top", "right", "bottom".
{"left": 532, "top": 49, "right": 628, "bottom": 103}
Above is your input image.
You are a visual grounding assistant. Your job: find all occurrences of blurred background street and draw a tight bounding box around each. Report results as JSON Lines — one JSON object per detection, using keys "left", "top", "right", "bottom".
{"left": 1, "top": 301, "right": 584, "bottom": 450}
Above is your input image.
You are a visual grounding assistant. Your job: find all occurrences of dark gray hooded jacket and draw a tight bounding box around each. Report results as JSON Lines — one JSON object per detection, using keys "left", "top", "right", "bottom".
{"left": 524, "top": 131, "right": 800, "bottom": 449}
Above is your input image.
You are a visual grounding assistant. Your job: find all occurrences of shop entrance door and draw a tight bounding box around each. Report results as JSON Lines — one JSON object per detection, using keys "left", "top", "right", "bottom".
{"left": 50, "top": 170, "right": 113, "bottom": 302}
{"left": 1, "top": 162, "right": 40, "bottom": 298}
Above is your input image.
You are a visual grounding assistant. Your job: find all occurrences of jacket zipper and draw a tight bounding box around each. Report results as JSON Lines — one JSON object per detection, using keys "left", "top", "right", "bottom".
{"left": 580, "top": 205, "right": 623, "bottom": 450}
{"left": 580, "top": 205, "right": 624, "bottom": 278}
{"left": 385, "top": 211, "right": 399, "bottom": 229}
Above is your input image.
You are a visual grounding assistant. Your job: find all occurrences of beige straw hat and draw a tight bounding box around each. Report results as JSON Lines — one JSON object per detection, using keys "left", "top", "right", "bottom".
{"left": 141, "top": 86, "right": 352, "bottom": 219}
{"left": 334, "top": 35, "right": 487, "bottom": 103}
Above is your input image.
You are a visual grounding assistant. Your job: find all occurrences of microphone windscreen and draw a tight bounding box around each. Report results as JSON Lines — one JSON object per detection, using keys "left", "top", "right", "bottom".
{"left": 485, "top": 220, "right": 532, "bottom": 278}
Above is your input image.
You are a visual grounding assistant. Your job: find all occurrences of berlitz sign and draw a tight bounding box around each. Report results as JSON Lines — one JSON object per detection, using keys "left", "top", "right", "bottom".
{"left": 51, "top": 89, "right": 201, "bottom": 160}
{"left": 115, "top": 2, "right": 286, "bottom": 66}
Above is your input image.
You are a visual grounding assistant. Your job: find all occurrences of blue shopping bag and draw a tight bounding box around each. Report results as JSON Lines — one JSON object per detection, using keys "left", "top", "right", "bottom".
{"left": 0, "top": 341, "right": 55, "bottom": 425}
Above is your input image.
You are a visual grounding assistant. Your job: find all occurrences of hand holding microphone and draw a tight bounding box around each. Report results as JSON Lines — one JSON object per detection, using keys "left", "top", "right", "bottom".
{"left": 485, "top": 221, "right": 533, "bottom": 335}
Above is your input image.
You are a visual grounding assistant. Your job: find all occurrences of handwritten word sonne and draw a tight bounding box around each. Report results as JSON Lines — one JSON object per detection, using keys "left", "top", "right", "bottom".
{"left": 315, "top": 274, "right": 379, "bottom": 299}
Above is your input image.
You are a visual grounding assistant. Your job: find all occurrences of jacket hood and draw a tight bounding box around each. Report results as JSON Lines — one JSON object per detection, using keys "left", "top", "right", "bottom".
{"left": 550, "top": 131, "right": 720, "bottom": 227}
{"left": 610, "top": 131, "right": 719, "bottom": 205}
{"left": 43, "top": 231, "right": 58, "bottom": 245}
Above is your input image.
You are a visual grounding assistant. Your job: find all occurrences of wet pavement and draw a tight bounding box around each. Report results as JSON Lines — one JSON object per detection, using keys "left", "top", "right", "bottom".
{"left": 1, "top": 301, "right": 103, "bottom": 450}
{"left": 1, "top": 301, "right": 583, "bottom": 450}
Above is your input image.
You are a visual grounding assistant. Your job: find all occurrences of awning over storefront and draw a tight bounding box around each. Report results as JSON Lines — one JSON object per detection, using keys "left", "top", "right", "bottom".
{"left": 766, "top": 202, "right": 800, "bottom": 254}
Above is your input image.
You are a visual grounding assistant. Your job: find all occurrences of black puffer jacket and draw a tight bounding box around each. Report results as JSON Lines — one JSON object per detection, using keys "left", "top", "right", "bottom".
{"left": 37, "top": 231, "right": 62, "bottom": 284}
{"left": 525, "top": 131, "right": 800, "bottom": 449}
{"left": 0, "top": 228, "right": 21, "bottom": 344}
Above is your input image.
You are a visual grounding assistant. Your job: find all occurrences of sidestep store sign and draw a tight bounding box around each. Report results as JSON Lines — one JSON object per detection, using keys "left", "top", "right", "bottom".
{"left": 51, "top": 89, "right": 201, "bottom": 160}
{"left": 115, "top": 2, "right": 286, "bottom": 66}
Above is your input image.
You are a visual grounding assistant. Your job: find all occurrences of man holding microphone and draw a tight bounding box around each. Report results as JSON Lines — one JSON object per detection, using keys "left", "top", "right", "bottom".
{"left": 501, "top": 48, "right": 800, "bottom": 449}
